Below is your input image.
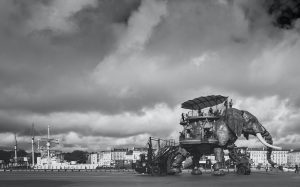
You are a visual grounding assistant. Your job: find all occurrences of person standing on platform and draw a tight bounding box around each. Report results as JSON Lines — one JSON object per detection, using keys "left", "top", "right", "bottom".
{"left": 209, "top": 107, "right": 213, "bottom": 116}
{"left": 229, "top": 99, "right": 233, "bottom": 108}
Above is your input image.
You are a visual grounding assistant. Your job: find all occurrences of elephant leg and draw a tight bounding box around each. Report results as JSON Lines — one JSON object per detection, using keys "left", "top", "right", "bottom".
{"left": 228, "top": 144, "right": 242, "bottom": 163}
{"left": 213, "top": 147, "right": 225, "bottom": 176}
{"left": 170, "top": 147, "right": 189, "bottom": 173}
{"left": 227, "top": 134, "right": 237, "bottom": 149}
{"left": 191, "top": 154, "right": 202, "bottom": 175}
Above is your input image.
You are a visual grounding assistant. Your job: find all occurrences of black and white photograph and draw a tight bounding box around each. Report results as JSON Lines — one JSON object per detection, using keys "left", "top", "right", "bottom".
{"left": 0, "top": 0, "right": 300, "bottom": 186}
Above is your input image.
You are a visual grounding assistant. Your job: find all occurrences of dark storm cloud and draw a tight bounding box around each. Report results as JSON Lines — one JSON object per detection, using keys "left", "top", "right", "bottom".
{"left": 39, "top": 0, "right": 141, "bottom": 50}
{"left": 0, "top": 103, "right": 178, "bottom": 138}
{"left": 0, "top": 0, "right": 174, "bottom": 117}
{"left": 0, "top": 0, "right": 142, "bottom": 115}
{"left": 266, "top": 0, "right": 300, "bottom": 29}
{"left": 0, "top": 111, "right": 26, "bottom": 133}
{"left": 73, "top": 0, "right": 141, "bottom": 25}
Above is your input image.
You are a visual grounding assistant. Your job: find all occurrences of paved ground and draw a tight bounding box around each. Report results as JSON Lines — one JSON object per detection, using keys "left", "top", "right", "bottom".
{"left": 0, "top": 171, "right": 299, "bottom": 187}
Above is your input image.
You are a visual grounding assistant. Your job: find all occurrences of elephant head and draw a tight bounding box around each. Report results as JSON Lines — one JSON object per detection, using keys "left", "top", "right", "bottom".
{"left": 225, "top": 108, "right": 282, "bottom": 167}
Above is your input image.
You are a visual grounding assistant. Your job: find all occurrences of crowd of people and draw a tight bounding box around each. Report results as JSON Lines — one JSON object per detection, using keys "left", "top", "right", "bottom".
{"left": 180, "top": 99, "right": 234, "bottom": 123}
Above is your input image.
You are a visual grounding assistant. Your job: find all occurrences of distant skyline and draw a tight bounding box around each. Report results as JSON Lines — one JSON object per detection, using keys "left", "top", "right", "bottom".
{"left": 1, "top": 0, "right": 300, "bottom": 152}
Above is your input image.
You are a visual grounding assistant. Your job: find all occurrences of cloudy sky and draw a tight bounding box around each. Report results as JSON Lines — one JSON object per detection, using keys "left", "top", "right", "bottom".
{"left": 1, "top": 0, "right": 300, "bottom": 152}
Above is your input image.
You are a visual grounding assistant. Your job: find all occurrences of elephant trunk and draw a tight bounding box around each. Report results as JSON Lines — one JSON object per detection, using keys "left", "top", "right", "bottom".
{"left": 256, "top": 131, "right": 282, "bottom": 167}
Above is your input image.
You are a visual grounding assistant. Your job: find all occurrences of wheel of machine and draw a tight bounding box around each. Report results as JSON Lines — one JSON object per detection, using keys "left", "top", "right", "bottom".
{"left": 151, "top": 166, "right": 161, "bottom": 175}
{"left": 245, "top": 168, "right": 251, "bottom": 175}
{"left": 245, "top": 170, "right": 250, "bottom": 175}
{"left": 237, "top": 166, "right": 246, "bottom": 175}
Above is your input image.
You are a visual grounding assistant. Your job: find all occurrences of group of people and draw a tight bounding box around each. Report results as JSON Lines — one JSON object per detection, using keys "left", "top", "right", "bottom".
{"left": 196, "top": 107, "right": 223, "bottom": 117}
{"left": 181, "top": 99, "right": 234, "bottom": 121}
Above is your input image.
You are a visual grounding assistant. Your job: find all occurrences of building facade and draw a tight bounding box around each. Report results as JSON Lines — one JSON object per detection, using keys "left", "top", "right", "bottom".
{"left": 99, "top": 150, "right": 112, "bottom": 167}
{"left": 111, "top": 148, "right": 128, "bottom": 161}
{"left": 248, "top": 148, "right": 288, "bottom": 166}
{"left": 90, "top": 153, "right": 98, "bottom": 164}
{"left": 125, "top": 150, "right": 133, "bottom": 161}
{"left": 97, "top": 147, "right": 148, "bottom": 167}
{"left": 132, "top": 147, "right": 148, "bottom": 163}
{"left": 287, "top": 150, "right": 300, "bottom": 166}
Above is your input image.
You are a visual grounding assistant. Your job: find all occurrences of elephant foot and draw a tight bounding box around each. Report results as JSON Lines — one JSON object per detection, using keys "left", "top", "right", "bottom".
{"left": 212, "top": 170, "right": 225, "bottom": 176}
{"left": 191, "top": 168, "right": 202, "bottom": 175}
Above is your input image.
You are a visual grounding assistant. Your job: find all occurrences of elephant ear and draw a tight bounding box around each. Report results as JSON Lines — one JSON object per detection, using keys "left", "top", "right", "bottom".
{"left": 225, "top": 108, "right": 244, "bottom": 137}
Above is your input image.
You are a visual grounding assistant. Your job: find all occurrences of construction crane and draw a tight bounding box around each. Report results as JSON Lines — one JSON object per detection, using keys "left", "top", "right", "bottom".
{"left": 14, "top": 133, "right": 17, "bottom": 166}
{"left": 31, "top": 123, "right": 35, "bottom": 167}
{"left": 37, "top": 125, "right": 60, "bottom": 166}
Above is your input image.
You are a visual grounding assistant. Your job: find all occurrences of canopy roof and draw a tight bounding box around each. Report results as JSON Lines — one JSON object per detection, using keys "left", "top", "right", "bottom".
{"left": 181, "top": 95, "right": 228, "bottom": 110}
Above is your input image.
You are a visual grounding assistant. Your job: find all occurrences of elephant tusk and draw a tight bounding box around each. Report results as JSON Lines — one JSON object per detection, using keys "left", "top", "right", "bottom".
{"left": 256, "top": 133, "right": 282, "bottom": 150}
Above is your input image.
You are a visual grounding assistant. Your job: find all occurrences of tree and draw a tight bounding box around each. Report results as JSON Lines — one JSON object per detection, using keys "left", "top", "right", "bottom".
{"left": 63, "top": 150, "right": 88, "bottom": 163}
{"left": 0, "top": 150, "right": 11, "bottom": 164}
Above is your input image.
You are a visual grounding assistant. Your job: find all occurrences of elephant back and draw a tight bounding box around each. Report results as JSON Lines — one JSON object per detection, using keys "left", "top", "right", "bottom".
{"left": 224, "top": 108, "right": 244, "bottom": 137}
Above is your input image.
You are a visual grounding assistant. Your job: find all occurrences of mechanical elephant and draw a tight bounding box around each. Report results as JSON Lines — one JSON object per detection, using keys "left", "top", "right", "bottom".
{"left": 223, "top": 108, "right": 281, "bottom": 166}
{"left": 171, "top": 107, "right": 282, "bottom": 175}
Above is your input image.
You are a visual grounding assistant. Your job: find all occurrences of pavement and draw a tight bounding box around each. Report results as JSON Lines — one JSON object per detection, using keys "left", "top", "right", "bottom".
{"left": 0, "top": 170, "right": 299, "bottom": 187}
